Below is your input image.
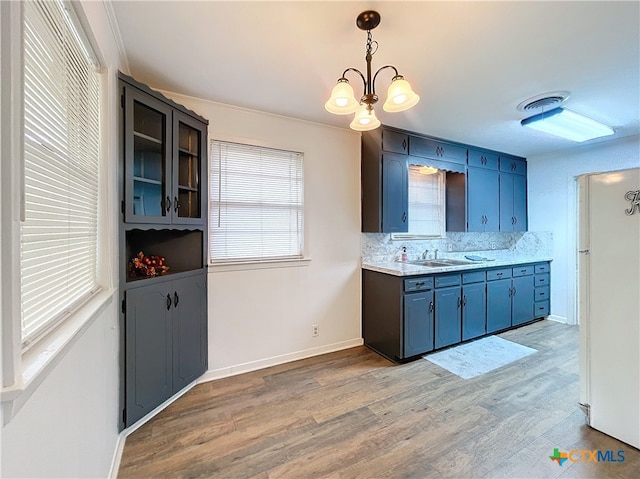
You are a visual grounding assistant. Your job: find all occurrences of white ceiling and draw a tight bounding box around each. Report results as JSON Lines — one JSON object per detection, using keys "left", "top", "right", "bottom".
{"left": 110, "top": 1, "right": 640, "bottom": 157}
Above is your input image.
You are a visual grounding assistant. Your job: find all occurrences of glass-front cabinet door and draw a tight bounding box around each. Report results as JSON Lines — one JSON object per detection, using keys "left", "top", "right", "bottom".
{"left": 124, "top": 86, "right": 172, "bottom": 224}
{"left": 172, "top": 111, "right": 205, "bottom": 224}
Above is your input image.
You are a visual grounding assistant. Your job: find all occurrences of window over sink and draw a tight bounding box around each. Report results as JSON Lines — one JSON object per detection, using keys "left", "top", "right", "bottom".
{"left": 393, "top": 164, "right": 446, "bottom": 239}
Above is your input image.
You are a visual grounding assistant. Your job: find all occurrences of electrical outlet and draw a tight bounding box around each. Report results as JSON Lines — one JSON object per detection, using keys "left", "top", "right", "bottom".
{"left": 490, "top": 242, "right": 497, "bottom": 250}
{"left": 312, "top": 324, "right": 319, "bottom": 337}
{"left": 447, "top": 243, "right": 453, "bottom": 252}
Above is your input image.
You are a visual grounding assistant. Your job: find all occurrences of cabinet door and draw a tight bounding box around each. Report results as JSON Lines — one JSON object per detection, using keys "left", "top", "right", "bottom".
{"left": 512, "top": 174, "right": 527, "bottom": 231}
{"left": 511, "top": 275, "right": 534, "bottom": 326}
{"left": 404, "top": 291, "right": 434, "bottom": 357}
{"left": 125, "top": 283, "right": 173, "bottom": 426}
{"left": 462, "top": 282, "right": 486, "bottom": 341}
{"left": 435, "top": 286, "right": 462, "bottom": 348}
{"left": 487, "top": 278, "right": 512, "bottom": 333}
{"left": 499, "top": 173, "right": 515, "bottom": 232}
{"left": 172, "top": 111, "right": 206, "bottom": 225}
{"left": 124, "top": 86, "right": 172, "bottom": 224}
{"left": 468, "top": 167, "right": 499, "bottom": 232}
{"left": 172, "top": 274, "right": 207, "bottom": 391}
{"left": 381, "top": 153, "right": 408, "bottom": 233}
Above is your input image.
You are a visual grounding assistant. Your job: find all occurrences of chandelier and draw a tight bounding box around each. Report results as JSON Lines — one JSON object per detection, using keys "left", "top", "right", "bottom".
{"left": 324, "top": 11, "right": 420, "bottom": 131}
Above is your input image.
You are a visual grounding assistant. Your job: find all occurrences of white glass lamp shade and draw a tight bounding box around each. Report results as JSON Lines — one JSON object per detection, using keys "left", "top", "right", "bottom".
{"left": 383, "top": 76, "right": 420, "bottom": 113}
{"left": 325, "top": 79, "right": 359, "bottom": 115}
{"left": 521, "top": 107, "right": 614, "bottom": 142}
{"left": 350, "top": 103, "right": 381, "bottom": 131}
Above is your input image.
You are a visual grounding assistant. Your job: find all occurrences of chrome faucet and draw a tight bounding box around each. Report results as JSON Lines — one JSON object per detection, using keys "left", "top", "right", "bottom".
{"left": 422, "top": 249, "right": 430, "bottom": 260}
{"left": 434, "top": 248, "right": 439, "bottom": 259}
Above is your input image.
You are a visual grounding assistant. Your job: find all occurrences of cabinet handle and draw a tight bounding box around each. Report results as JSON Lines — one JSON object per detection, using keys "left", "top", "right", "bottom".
{"left": 174, "top": 291, "right": 179, "bottom": 307}
{"left": 457, "top": 296, "right": 461, "bottom": 308}
{"left": 415, "top": 281, "right": 425, "bottom": 287}
{"left": 512, "top": 286, "right": 517, "bottom": 296}
{"left": 166, "top": 196, "right": 172, "bottom": 212}
{"left": 402, "top": 139, "right": 407, "bottom": 151}
{"left": 463, "top": 295, "right": 467, "bottom": 306}
{"left": 166, "top": 294, "right": 172, "bottom": 310}
{"left": 429, "top": 301, "right": 434, "bottom": 313}
{"left": 174, "top": 196, "right": 179, "bottom": 213}
{"left": 497, "top": 272, "right": 503, "bottom": 277}
{"left": 402, "top": 212, "right": 407, "bottom": 223}
{"left": 514, "top": 217, "right": 518, "bottom": 224}
{"left": 521, "top": 269, "right": 527, "bottom": 273}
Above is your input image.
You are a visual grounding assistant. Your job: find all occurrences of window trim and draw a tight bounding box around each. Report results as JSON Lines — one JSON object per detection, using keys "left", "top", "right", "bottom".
{"left": 0, "top": 0, "right": 116, "bottom": 425}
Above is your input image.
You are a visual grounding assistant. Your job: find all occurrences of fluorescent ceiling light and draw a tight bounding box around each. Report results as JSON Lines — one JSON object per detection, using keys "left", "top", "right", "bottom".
{"left": 521, "top": 107, "right": 614, "bottom": 142}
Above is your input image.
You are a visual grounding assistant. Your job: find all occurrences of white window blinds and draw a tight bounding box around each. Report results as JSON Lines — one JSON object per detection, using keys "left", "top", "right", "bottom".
{"left": 407, "top": 166, "right": 446, "bottom": 236}
{"left": 210, "top": 141, "right": 304, "bottom": 262}
{"left": 21, "top": 0, "right": 102, "bottom": 346}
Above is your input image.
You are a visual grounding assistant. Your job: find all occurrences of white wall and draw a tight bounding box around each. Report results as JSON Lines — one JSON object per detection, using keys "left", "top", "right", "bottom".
{"left": 160, "top": 93, "right": 363, "bottom": 378}
{"left": 527, "top": 134, "right": 640, "bottom": 324}
{"left": 1, "top": 2, "right": 123, "bottom": 477}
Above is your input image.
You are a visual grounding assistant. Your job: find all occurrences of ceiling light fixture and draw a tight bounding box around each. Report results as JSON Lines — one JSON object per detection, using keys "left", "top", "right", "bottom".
{"left": 521, "top": 107, "right": 614, "bottom": 142}
{"left": 325, "top": 10, "right": 419, "bottom": 131}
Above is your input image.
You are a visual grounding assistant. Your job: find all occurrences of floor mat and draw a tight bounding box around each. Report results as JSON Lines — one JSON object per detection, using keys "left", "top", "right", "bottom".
{"left": 424, "top": 335, "right": 537, "bottom": 379}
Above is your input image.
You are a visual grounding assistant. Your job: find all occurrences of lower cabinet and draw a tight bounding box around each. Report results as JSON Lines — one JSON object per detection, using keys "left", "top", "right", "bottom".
{"left": 511, "top": 275, "right": 535, "bottom": 326}
{"left": 434, "top": 275, "right": 462, "bottom": 349}
{"left": 362, "top": 261, "right": 550, "bottom": 363}
{"left": 404, "top": 291, "right": 434, "bottom": 357}
{"left": 125, "top": 272, "right": 207, "bottom": 426}
{"left": 487, "top": 278, "right": 512, "bottom": 333}
{"left": 462, "top": 281, "right": 487, "bottom": 340}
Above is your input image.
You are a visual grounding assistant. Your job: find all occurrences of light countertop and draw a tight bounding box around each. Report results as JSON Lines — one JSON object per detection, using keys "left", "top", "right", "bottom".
{"left": 362, "top": 255, "right": 553, "bottom": 277}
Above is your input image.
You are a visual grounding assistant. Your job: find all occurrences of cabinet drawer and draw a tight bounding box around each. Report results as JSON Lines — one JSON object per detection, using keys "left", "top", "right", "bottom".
{"left": 468, "top": 150, "right": 498, "bottom": 170}
{"left": 535, "top": 273, "right": 550, "bottom": 287}
{"left": 382, "top": 129, "right": 409, "bottom": 154}
{"left": 534, "top": 300, "right": 550, "bottom": 317}
{"left": 409, "top": 136, "right": 467, "bottom": 164}
{"left": 486, "top": 268, "right": 512, "bottom": 281}
{"left": 535, "top": 285, "right": 550, "bottom": 302}
{"left": 534, "top": 263, "right": 550, "bottom": 274}
{"left": 434, "top": 274, "right": 461, "bottom": 288}
{"left": 499, "top": 156, "right": 527, "bottom": 175}
{"left": 512, "top": 265, "right": 534, "bottom": 277}
{"left": 404, "top": 277, "right": 433, "bottom": 292}
{"left": 462, "top": 271, "right": 486, "bottom": 284}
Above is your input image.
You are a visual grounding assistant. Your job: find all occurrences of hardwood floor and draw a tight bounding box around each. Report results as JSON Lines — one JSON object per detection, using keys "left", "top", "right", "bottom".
{"left": 118, "top": 320, "right": 640, "bottom": 478}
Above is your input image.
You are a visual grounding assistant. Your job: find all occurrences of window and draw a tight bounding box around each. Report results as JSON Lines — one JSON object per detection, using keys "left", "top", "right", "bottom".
{"left": 209, "top": 140, "right": 304, "bottom": 263}
{"left": 403, "top": 165, "right": 446, "bottom": 237}
{"left": 20, "top": 0, "right": 102, "bottom": 347}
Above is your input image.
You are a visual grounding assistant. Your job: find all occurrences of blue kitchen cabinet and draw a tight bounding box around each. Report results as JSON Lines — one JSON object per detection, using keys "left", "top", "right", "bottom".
{"left": 511, "top": 275, "right": 535, "bottom": 326}
{"left": 382, "top": 152, "right": 408, "bottom": 233}
{"left": 487, "top": 277, "right": 512, "bottom": 333}
{"left": 499, "top": 156, "right": 527, "bottom": 232}
{"left": 404, "top": 290, "right": 435, "bottom": 357}
{"left": 434, "top": 274, "right": 462, "bottom": 348}
{"left": 467, "top": 167, "right": 499, "bottom": 232}
{"left": 462, "top": 281, "right": 487, "bottom": 340}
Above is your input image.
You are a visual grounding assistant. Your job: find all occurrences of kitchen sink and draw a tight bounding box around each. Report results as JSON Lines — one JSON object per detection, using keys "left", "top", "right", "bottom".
{"left": 403, "top": 258, "right": 476, "bottom": 267}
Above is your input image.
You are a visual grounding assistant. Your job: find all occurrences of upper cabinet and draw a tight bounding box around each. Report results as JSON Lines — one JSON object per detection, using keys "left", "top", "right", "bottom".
{"left": 499, "top": 155, "right": 527, "bottom": 232}
{"left": 122, "top": 76, "right": 207, "bottom": 226}
{"left": 466, "top": 150, "right": 499, "bottom": 232}
{"left": 362, "top": 127, "right": 409, "bottom": 233}
{"left": 361, "top": 125, "right": 528, "bottom": 234}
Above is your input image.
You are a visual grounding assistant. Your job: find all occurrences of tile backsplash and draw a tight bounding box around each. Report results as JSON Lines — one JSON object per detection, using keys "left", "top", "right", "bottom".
{"left": 362, "top": 231, "right": 552, "bottom": 262}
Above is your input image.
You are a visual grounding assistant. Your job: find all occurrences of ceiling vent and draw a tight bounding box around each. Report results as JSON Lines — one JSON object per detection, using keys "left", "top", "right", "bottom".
{"left": 517, "top": 91, "right": 570, "bottom": 112}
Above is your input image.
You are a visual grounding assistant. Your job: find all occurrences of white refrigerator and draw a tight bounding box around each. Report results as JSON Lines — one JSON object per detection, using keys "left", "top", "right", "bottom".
{"left": 578, "top": 167, "right": 640, "bottom": 449}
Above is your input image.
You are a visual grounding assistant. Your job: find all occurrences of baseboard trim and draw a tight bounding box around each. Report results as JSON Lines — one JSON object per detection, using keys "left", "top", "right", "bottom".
{"left": 548, "top": 314, "right": 571, "bottom": 324}
{"left": 199, "top": 338, "right": 364, "bottom": 383}
{"left": 108, "top": 430, "right": 127, "bottom": 479}
{"left": 109, "top": 379, "right": 198, "bottom": 477}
